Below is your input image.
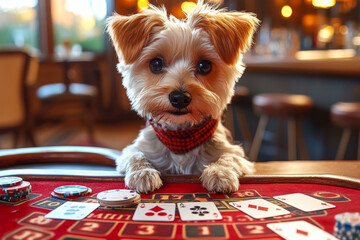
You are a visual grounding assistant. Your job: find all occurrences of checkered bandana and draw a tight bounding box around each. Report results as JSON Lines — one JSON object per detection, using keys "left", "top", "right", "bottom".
{"left": 149, "top": 119, "right": 218, "bottom": 154}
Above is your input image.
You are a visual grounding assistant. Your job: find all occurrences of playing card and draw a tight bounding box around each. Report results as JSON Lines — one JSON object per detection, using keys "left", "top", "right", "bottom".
{"left": 132, "top": 203, "right": 175, "bottom": 221}
{"left": 267, "top": 220, "right": 338, "bottom": 240}
{"left": 230, "top": 199, "right": 290, "bottom": 219}
{"left": 177, "top": 202, "right": 222, "bottom": 221}
{"left": 45, "top": 201, "right": 100, "bottom": 220}
{"left": 273, "top": 193, "right": 335, "bottom": 212}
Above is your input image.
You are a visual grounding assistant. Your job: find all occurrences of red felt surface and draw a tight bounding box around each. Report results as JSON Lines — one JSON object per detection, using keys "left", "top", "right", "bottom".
{"left": 0, "top": 180, "right": 359, "bottom": 239}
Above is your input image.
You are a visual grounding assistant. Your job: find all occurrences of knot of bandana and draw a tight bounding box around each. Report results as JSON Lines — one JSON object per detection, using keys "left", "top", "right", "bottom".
{"left": 149, "top": 119, "right": 218, "bottom": 154}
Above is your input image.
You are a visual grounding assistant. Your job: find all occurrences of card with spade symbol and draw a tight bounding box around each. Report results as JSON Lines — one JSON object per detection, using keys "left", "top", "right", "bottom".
{"left": 267, "top": 220, "right": 338, "bottom": 240}
{"left": 273, "top": 193, "right": 335, "bottom": 212}
{"left": 177, "top": 202, "right": 222, "bottom": 221}
{"left": 230, "top": 199, "right": 290, "bottom": 219}
{"left": 132, "top": 203, "right": 175, "bottom": 221}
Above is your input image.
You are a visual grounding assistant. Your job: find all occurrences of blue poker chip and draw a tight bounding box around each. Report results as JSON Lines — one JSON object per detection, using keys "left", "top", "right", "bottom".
{"left": 0, "top": 177, "right": 23, "bottom": 188}
{"left": 334, "top": 212, "right": 360, "bottom": 239}
{"left": 51, "top": 187, "right": 92, "bottom": 199}
{"left": 53, "top": 185, "right": 89, "bottom": 197}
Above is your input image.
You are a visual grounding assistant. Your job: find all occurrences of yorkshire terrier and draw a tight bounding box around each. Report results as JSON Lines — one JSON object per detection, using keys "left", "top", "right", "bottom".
{"left": 107, "top": 1, "right": 259, "bottom": 193}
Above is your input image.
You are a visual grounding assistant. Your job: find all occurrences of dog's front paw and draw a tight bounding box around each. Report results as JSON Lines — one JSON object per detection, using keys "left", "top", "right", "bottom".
{"left": 200, "top": 165, "right": 239, "bottom": 193}
{"left": 125, "top": 168, "right": 163, "bottom": 193}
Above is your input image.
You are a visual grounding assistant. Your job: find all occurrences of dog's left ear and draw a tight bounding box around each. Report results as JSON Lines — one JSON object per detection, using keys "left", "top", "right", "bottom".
{"left": 192, "top": 11, "right": 259, "bottom": 65}
{"left": 107, "top": 10, "right": 165, "bottom": 64}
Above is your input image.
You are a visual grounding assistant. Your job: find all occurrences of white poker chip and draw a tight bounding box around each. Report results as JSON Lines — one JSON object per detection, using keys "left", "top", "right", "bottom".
{"left": 100, "top": 197, "right": 141, "bottom": 208}
{"left": 97, "top": 189, "right": 138, "bottom": 202}
{"left": 0, "top": 176, "right": 23, "bottom": 188}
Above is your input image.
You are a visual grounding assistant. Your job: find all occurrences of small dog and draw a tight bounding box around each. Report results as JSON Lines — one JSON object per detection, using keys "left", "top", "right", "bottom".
{"left": 107, "top": 1, "right": 259, "bottom": 193}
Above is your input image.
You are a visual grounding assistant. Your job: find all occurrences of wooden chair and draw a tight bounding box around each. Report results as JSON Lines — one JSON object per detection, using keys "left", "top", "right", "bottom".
{"left": 249, "top": 93, "right": 313, "bottom": 161}
{"left": 36, "top": 55, "right": 99, "bottom": 141}
{"left": 331, "top": 102, "right": 360, "bottom": 160}
{"left": 0, "top": 49, "right": 38, "bottom": 148}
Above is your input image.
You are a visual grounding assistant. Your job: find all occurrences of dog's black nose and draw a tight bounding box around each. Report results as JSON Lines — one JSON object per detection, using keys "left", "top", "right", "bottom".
{"left": 169, "top": 90, "right": 191, "bottom": 109}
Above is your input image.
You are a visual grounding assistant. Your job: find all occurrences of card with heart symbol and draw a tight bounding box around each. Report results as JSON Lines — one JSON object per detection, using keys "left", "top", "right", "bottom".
{"left": 132, "top": 203, "right": 175, "bottom": 221}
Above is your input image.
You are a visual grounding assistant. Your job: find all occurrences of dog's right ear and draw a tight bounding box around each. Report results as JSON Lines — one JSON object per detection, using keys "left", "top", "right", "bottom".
{"left": 107, "top": 10, "right": 165, "bottom": 64}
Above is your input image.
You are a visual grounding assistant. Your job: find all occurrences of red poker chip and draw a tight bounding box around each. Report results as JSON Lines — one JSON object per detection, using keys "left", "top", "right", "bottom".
{"left": 1, "top": 181, "right": 31, "bottom": 194}
{"left": 0, "top": 176, "right": 23, "bottom": 188}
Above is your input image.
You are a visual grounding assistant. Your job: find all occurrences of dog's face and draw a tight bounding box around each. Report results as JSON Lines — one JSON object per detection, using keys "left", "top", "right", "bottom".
{"left": 108, "top": 3, "right": 259, "bottom": 129}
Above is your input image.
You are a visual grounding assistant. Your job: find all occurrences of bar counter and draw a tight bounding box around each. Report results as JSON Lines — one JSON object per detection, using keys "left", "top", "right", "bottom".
{"left": 245, "top": 56, "right": 360, "bottom": 77}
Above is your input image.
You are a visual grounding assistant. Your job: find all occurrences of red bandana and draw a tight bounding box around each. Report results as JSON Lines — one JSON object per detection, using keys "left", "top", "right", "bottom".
{"left": 149, "top": 119, "right": 218, "bottom": 154}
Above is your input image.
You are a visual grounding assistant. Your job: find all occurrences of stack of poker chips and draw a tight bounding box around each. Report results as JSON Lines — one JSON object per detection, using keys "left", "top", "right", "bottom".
{"left": 96, "top": 189, "right": 141, "bottom": 208}
{"left": 0, "top": 176, "right": 32, "bottom": 202}
{"left": 51, "top": 185, "right": 93, "bottom": 200}
{"left": 334, "top": 212, "right": 360, "bottom": 240}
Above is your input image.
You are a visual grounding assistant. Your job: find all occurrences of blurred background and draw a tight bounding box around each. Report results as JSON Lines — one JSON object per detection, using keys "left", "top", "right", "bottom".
{"left": 0, "top": 0, "right": 359, "bottom": 162}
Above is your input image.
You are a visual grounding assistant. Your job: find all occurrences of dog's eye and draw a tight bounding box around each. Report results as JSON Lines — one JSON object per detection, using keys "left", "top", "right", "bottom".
{"left": 149, "top": 58, "right": 164, "bottom": 74}
{"left": 197, "top": 60, "right": 212, "bottom": 75}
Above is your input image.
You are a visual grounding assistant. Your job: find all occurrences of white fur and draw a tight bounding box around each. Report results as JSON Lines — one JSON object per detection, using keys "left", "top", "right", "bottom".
{"left": 108, "top": 2, "right": 259, "bottom": 193}
{"left": 117, "top": 122, "right": 254, "bottom": 193}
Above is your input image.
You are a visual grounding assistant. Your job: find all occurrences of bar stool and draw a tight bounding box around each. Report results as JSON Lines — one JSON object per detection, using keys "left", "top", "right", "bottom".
{"left": 331, "top": 102, "right": 360, "bottom": 160}
{"left": 249, "top": 93, "right": 313, "bottom": 161}
{"left": 226, "top": 86, "right": 252, "bottom": 146}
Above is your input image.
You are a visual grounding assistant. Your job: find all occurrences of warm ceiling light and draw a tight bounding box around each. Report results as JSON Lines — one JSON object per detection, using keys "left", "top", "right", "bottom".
{"left": 281, "top": 5, "right": 292, "bottom": 18}
{"left": 312, "top": 0, "right": 336, "bottom": 8}
{"left": 318, "top": 25, "right": 334, "bottom": 43}
{"left": 181, "top": 1, "right": 197, "bottom": 14}
{"left": 137, "top": 0, "right": 149, "bottom": 10}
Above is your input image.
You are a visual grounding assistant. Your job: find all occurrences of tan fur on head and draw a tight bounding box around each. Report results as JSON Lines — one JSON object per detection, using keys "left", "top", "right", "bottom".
{"left": 188, "top": 9, "right": 260, "bottom": 64}
{"left": 107, "top": 2, "right": 259, "bottom": 66}
{"left": 107, "top": 9, "right": 166, "bottom": 64}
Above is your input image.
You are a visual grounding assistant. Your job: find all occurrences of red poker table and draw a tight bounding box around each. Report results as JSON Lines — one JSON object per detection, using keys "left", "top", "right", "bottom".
{"left": 0, "top": 147, "right": 359, "bottom": 240}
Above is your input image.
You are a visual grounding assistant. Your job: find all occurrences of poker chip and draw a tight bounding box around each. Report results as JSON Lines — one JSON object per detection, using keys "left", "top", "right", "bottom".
{"left": 334, "top": 212, "right": 360, "bottom": 240}
{"left": 51, "top": 186, "right": 92, "bottom": 199}
{"left": 96, "top": 189, "right": 141, "bottom": 208}
{"left": 0, "top": 176, "right": 31, "bottom": 202}
{"left": 54, "top": 185, "right": 89, "bottom": 197}
{"left": 51, "top": 191, "right": 80, "bottom": 200}
{"left": 0, "top": 186, "right": 32, "bottom": 197}
{"left": 0, "top": 176, "right": 23, "bottom": 188}
{"left": 0, "top": 192, "right": 29, "bottom": 202}
{"left": 1, "top": 181, "right": 31, "bottom": 194}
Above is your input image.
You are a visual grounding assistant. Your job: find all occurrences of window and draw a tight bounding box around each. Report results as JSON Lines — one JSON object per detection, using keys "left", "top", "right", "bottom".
{"left": 51, "top": 0, "right": 108, "bottom": 55}
{"left": 0, "top": 0, "right": 38, "bottom": 49}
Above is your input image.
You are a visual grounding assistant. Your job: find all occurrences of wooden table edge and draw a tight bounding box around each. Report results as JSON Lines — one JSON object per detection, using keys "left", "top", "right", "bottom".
{"left": 1, "top": 171, "right": 359, "bottom": 190}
